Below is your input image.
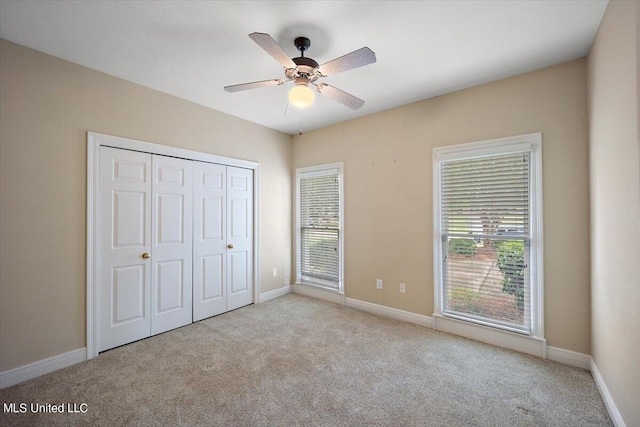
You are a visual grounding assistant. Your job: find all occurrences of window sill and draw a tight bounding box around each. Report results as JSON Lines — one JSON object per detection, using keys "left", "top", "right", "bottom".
{"left": 432, "top": 313, "right": 546, "bottom": 358}
{"left": 294, "top": 282, "right": 345, "bottom": 305}
{"left": 296, "top": 281, "right": 342, "bottom": 293}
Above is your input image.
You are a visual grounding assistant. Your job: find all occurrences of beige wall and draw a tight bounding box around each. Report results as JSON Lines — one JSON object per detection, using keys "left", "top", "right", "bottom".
{"left": 0, "top": 40, "right": 292, "bottom": 371}
{"left": 588, "top": 1, "right": 640, "bottom": 425}
{"left": 293, "top": 59, "right": 591, "bottom": 353}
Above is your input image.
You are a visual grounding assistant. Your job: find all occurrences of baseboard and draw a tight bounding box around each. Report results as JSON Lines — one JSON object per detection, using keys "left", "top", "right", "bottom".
{"left": 591, "top": 358, "right": 627, "bottom": 427}
{"left": 345, "top": 298, "right": 433, "bottom": 328}
{"left": 287, "top": 290, "right": 594, "bottom": 373}
{"left": 294, "top": 283, "right": 345, "bottom": 305}
{"left": 546, "top": 346, "right": 591, "bottom": 370}
{"left": 259, "top": 285, "right": 291, "bottom": 303}
{"left": 433, "top": 314, "right": 547, "bottom": 358}
{"left": 0, "top": 347, "right": 86, "bottom": 389}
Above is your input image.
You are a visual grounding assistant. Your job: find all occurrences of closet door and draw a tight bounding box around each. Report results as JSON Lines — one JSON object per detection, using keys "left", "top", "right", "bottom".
{"left": 227, "top": 167, "right": 254, "bottom": 311}
{"left": 98, "top": 146, "right": 254, "bottom": 351}
{"left": 99, "top": 147, "right": 152, "bottom": 352}
{"left": 150, "top": 155, "right": 193, "bottom": 335}
{"left": 193, "top": 162, "right": 227, "bottom": 321}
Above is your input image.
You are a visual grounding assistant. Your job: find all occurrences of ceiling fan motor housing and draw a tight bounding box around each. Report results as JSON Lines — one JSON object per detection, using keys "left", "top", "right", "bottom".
{"left": 286, "top": 56, "right": 320, "bottom": 82}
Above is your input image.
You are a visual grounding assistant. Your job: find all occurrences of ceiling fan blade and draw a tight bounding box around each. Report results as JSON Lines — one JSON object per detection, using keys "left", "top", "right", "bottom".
{"left": 318, "top": 47, "right": 376, "bottom": 76}
{"left": 224, "top": 79, "right": 285, "bottom": 93}
{"left": 316, "top": 83, "right": 365, "bottom": 110}
{"left": 248, "top": 32, "right": 297, "bottom": 69}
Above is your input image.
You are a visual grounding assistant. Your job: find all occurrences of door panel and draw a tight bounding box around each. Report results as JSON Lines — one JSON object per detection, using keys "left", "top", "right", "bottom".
{"left": 202, "top": 254, "right": 223, "bottom": 301}
{"left": 156, "top": 260, "right": 184, "bottom": 313}
{"left": 99, "top": 147, "right": 152, "bottom": 352}
{"left": 202, "top": 196, "right": 223, "bottom": 240}
{"left": 230, "top": 251, "right": 248, "bottom": 293}
{"left": 113, "top": 192, "right": 146, "bottom": 247}
{"left": 157, "top": 194, "right": 184, "bottom": 244}
{"left": 113, "top": 159, "right": 147, "bottom": 182}
{"left": 151, "top": 156, "right": 193, "bottom": 335}
{"left": 112, "top": 265, "right": 146, "bottom": 324}
{"left": 227, "top": 167, "right": 253, "bottom": 310}
{"left": 230, "top": 199, "right": 248, "bottom": 238}
{"left": 193, "top": 163, "right": 227, "bottom": 321}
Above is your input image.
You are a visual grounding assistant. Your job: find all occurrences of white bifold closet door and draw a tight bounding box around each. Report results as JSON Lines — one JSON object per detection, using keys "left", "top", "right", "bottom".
{"left": 99, "top": 147, "right": 253, "bottom": 352}
{"left": 99, "top": 147, "right": 152, "bottom": 351}
{"left": 99, "top": 147, "right": 193, "bottom": 351}
{"left": 193, "top": 163, "right": 253, "bottom": 321}
{"left": 226, "top": 166, "right": 254, "bottom": 311}
{"left": 151, "top": 155, "right": 193, "bottom": 335}
{"left": 192, "top": 162, "right": 226, "bottom": 320}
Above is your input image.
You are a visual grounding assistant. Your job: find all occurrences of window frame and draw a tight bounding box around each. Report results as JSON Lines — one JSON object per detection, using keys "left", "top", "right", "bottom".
{"left": 295, "top": 162, "right": 344, "bottom": 293}
{"left": 433, "top": 133, "right": 544, "bottom": 341}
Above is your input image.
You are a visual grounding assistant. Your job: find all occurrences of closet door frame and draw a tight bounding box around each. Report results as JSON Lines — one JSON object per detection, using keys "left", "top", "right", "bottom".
{"left": 86, "top": 132, "right": 260, "bottom": 360}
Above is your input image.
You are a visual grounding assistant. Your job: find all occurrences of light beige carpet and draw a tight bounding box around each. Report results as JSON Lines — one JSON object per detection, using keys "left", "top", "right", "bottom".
{"left": 1, "top": 294, "right": 611, "bottom": 426}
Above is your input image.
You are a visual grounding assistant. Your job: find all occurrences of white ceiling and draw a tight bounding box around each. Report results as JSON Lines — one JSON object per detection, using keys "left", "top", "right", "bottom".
{"left": 0, "top": 0, "right": 607, "bottom": 135}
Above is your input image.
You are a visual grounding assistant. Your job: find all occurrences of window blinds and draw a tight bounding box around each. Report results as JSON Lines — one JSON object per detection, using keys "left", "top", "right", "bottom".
{"left": 299, "top": 171, "right": 340, "bottom": 289}
{"left": 441, "top": 152, "right": 531, "bottom": 332}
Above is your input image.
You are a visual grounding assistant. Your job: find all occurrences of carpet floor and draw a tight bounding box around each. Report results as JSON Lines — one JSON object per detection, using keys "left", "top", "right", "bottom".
{"left": 1, "top": 294, "right": 611, "bottom": 426}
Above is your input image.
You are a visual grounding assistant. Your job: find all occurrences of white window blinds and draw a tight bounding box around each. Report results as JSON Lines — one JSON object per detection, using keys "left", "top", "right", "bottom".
{"left": 441, "top": 152, "right": 531, "bottom": 333}
{"left": 298, "top": 168, "right": 341, "bottom": 289}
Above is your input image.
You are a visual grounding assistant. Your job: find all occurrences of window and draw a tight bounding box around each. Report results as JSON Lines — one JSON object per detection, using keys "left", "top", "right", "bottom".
{"left": 296, "top": 163, "right": 344, "bottom": 292}
{"left": 433, "top": 134, "right": 543, "bottom": 338}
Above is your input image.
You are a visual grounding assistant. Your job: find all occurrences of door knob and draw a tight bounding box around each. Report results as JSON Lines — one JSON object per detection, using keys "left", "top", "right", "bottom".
{"left": 227, "top": 244, "right": 234, "bottom": 249}
{"left": 142, "top": 252, "right": 150, "bottom": 259}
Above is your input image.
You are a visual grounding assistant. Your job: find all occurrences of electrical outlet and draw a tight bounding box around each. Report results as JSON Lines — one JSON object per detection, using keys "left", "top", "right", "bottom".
{"left": 400, "top": 283, "right": 406, "bottom": 294}
{"left": 272, "top": 268, "right": 277, "bottom": 277}
{"left": 376, "top": 279, "right": 383, "bottom": 289}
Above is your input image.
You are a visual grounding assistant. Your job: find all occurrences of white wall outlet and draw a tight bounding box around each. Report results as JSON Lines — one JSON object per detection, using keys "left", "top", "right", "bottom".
{"left": 376, "top": 279, "right": 383, "bottom": 289}
{"left": 400, "top": 283, "right": 406, "bottom": 294}
{"left": 272, "top": 268, "right": 277, "bottom": 277}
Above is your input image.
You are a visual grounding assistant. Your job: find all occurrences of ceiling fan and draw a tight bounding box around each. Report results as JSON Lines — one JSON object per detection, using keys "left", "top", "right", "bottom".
{"left": 224, "top": 33, "right": 376, "bottom": 110}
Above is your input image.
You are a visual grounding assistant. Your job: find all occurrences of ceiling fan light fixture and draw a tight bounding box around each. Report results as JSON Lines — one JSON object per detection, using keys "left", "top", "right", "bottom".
{"left": 288, "top": 83, "right": 315, "bottom": 109}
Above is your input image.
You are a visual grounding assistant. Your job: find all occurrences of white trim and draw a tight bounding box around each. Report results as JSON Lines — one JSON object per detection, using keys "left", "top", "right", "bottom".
{"left": 259, "top": 285, "right": 291, "bottom": 303}
{"left": 432, "top": 132, "right": 544, "bottom": 349}
{"left": 90, "top": 132, "right": 258, "bottom": 168}
{"left": 295, "top": 173, "right": 301, "bottom": 289}
{"left": 432, "top": 314, "right": 547, "bottom": 358}
{"left": 546, "top": 346, "right": 591, "bottom": 370}
{"left": 295, "top": 162, "right": 344, "bottom": 293}
{"left": 86, "top": 134, "right": 99, "bottom": 360}
{"left": 253, "top": 165, "right": 261, "bottom": 308}
{"left": 530, "top": 135, "right": 545, "bottom": 338}
{"left": 87, "top": 132, "right": 261, "bottom": 360}
{"left": 0, "top": 348, "right": 86, "bottom": 389}
{"left": 433, "top": 148, "right": 444, "bottom": 324}
{"left": 433, "top": 133, "right": 541, "bottom": 160}
{"left": 296, "top": 162, "right": 344, "bottom": 175}
{"left": 591, "top": 359, "right": 627, "bottom": 427}
{"left": 345, "top": 298, "right": 433, "bottom": 328}
{"left": 294, "top": 283, "right": 345, "bottom": 305}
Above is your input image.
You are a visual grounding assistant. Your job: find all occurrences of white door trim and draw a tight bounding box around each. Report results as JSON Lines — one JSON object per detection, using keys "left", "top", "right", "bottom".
{"left": 87, "top": 132, "right": 261, "bottom": 359}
